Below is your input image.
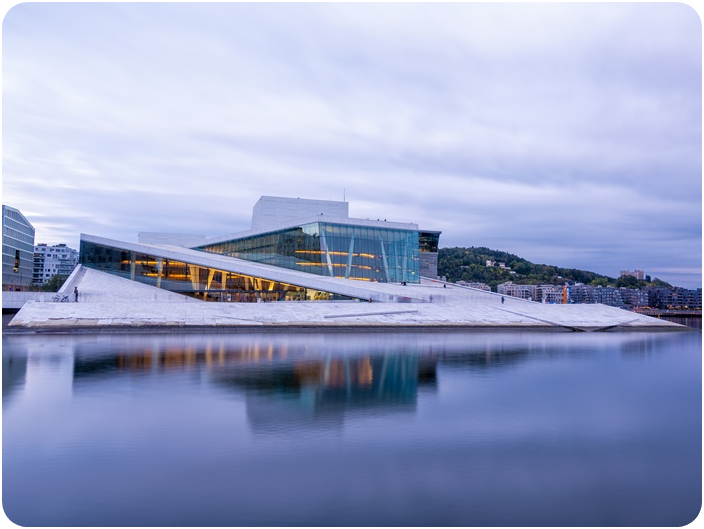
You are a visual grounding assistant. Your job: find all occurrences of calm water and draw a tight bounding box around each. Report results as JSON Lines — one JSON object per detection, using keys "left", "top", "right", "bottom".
{"left": 661, "top": 315, "right": 702, "bottom": 330}
{"left": 2, "top": 330, "right": 701, "bottom": 526}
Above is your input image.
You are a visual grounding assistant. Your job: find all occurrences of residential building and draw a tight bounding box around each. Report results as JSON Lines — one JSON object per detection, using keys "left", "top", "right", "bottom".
{"left": 570, "top": 284, "right": 598, "bottom": 304}
{"left": 491, "top": 281, "right": 699, "bottom": 311}
{"left": 593, "top": 286, "right": 624, "bottom": 307}
{"left": 645, "top": 286, "right": 703, "bottom": 310}
{"left": 497, "top": 282, "right": 537, "bottom": 300}
{"left": 2, "top": 205, "right": 35, "bottom": 291}
{"left": 620, "top": 269, "right": 645, "bottom": 280}
{"left": 618, "top": 287, "right": 649, "bottom": 307}
{"left": 456, "top": 281, "right": 491, "bottom": 291}
{"left": 679, "top": 288, "right": 703, "bottom": 309}
{"left": 537, "top": 285, "right": 564, "bottom": 304}
{"left": 33, "top": 243, "right": 79, "bottom": 286}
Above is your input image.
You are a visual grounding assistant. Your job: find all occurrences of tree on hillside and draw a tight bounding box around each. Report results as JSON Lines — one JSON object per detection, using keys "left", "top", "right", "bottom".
{"left": 649, "top": 277, "right": 672, "bottom": 288}
{"left": 589, "top": 277, "right": 609, "bottom": 287}
{"left": 438, "top": 246, "right": 614, "bottom": 288}
{"left": 616, "top": 275, "right": 641, "bottom": 289}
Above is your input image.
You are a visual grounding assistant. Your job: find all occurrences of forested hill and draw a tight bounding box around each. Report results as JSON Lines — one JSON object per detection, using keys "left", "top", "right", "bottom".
{"left": 438, "top": 246, "right": 627, "bottom": 291}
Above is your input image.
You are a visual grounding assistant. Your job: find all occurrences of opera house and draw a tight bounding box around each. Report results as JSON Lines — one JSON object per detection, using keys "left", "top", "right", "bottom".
{"left": 79, "top": 196, "right": 441, "bottom": 303}
{"left": 7, "top": 196, "right": 686, "bottom": 331}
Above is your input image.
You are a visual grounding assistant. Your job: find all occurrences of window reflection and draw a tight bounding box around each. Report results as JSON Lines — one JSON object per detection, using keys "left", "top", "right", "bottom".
{"left": 197, "top": 222, "right": 420, "bottom": 283}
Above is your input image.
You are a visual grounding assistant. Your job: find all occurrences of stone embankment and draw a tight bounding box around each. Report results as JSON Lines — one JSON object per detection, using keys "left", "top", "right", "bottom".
{"left": 8, "top": 299, "right": 687, "bottom": 333}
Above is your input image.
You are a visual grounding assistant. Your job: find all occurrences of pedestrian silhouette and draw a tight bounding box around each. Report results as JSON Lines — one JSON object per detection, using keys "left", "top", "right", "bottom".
{"left": 501, "top": 296, "right": 505, "bottom": 304}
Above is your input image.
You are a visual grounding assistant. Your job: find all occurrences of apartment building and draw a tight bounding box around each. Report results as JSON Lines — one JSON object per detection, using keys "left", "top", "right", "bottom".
{"left": 33, "top": 243, "right": 79, "bottom": 286}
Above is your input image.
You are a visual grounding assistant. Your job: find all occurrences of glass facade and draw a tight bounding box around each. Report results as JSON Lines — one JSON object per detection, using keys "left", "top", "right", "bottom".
{"left": 197, "top": 222, "right": 420, "bottom": 283}
{"left": 80, "top": 240, "right": 355, "bottom": 302}
{"left": 419, "top": 231, "right": 440, "bottom": 253}
{"left": 2, "top": 205, "right": 36, "bottom": 290}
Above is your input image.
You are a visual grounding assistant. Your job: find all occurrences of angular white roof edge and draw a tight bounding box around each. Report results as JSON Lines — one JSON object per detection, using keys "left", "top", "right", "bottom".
{"left": 79, "top": 233, "right": 430, "bottom": 303}
{"left": 2, "top": 204, "right": 35, "bottom": 231}
{"left": 199, "top": 215, "right": 419, "bottom": 247}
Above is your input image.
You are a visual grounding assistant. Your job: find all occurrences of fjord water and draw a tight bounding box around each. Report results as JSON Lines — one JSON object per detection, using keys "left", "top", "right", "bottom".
{"left": 3, "top": 331, "right": 701, "bottom": 526}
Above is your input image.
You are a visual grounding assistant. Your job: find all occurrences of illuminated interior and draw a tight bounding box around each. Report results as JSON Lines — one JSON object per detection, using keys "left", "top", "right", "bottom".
{"left": 79, "top": 240, "right": 356, "bottom": 302}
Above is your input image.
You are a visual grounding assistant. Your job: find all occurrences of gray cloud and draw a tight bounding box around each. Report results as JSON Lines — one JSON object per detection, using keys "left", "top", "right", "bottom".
{"left": 2, "top": 2, "right": 701, "bottom": 288}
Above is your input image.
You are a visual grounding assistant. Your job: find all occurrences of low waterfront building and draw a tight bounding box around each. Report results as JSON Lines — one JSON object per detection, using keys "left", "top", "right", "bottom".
{"left": 33, "top": 243, "right": 79, "bottom": 286}
{"left": 537, "top": 285, "right": 564, "bottom": 304}
{"left": 2, "top": 205, "right": 35, "bottom": 291}
{"left": 497, "top": 282, "right": 537, "bottom": 300}
{"left": 456, "top": 281, "right": 491, "bottom": 291}
{"left": 644, "top": 286, "right": 703, "bottom": 310}
{"left": 569, "top": 284, "right": 598, "bottom": 304}
{"left": 593, "top": 286, "right": 624, "bottom": 308}
{"left": 618, "top": 287, "right": 649, "bottom": 308}
{"left": 491, "top": 282, "right": 701, "bottom": 310}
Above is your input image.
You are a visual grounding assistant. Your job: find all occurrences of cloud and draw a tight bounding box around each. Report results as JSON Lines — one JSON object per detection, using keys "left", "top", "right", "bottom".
{"left": 2, "top": 2, "right": 701, "bottom": 288}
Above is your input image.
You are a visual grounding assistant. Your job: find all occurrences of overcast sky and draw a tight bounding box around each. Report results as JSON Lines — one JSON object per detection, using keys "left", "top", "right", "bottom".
{"left": 3, "top": 2, "right": 702, "bottom": 288}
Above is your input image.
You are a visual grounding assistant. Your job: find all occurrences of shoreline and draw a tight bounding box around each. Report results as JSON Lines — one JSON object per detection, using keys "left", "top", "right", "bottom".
{"left": 4, "top": 323, "right": 693, "bottom": 335}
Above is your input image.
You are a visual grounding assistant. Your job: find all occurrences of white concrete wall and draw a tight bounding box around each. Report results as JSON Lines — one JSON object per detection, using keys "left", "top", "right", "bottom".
{"left": 251, "top": 196, "right": 349, "bottom": 230}
{"left": 2, "top": 291, "right": 51, "bottom": 309}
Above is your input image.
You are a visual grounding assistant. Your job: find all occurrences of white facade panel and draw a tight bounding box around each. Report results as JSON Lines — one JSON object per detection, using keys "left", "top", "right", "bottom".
{"left": 138, "top": 232, "right": 207, "bottom": 247}
{"left": 252, "top": 196, "right": 349, "bottom": 231}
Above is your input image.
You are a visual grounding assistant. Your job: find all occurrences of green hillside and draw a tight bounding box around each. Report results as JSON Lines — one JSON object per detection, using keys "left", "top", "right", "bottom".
{"left": 438, "top": 247, "right": 670, "bottom": 292}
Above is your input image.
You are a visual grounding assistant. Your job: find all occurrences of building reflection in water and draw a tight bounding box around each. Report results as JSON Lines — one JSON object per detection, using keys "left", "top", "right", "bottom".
{"left": 2, "top": 353, "right": 27, "bottom": 408}
{"left": 212, "top": 354, "right": 438, "bottom": 433}
{"left": 5, "top": 331, "right": 690, "bottom": 431}
{"left": 67, "top": 335, "right": 438, "bottom": 432}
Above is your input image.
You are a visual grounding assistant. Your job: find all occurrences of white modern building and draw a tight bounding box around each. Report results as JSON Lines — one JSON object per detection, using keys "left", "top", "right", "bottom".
{"left": 33, "top": 243, "right": 79, "bottom": 286}
{"left": 7, "top": 196, "right": 687, "bottom": 332}
{"left": 79, "top": 196, "right": 442, "bottom": 302}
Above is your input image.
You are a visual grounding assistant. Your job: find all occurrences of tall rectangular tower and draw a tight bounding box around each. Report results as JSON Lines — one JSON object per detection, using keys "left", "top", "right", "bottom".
{"left": 251, "top": 196, "right": 349, "bottom": 231}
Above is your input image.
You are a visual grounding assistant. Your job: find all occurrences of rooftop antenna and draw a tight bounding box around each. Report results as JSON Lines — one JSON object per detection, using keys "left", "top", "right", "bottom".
{"left": 343, "top": 188, "right": 346, "bottom": 202}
